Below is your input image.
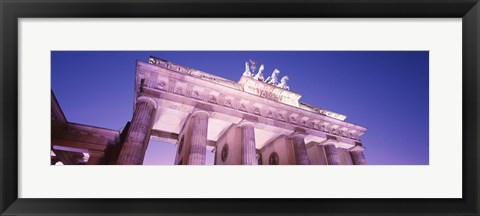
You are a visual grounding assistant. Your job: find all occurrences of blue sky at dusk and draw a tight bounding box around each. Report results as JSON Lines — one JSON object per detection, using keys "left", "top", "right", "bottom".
{"left": 51, "top": 51, "right": 429, "bottom": 165}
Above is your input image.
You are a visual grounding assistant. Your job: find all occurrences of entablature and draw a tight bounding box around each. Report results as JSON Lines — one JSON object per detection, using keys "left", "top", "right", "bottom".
{"left": 135, "top": 59, "right": 367, "bottom": 141}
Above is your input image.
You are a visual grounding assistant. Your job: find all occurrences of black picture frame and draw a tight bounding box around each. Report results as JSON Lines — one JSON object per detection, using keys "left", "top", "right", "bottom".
{"left": 1, "top": 0, "right": 479, "bottom": 215}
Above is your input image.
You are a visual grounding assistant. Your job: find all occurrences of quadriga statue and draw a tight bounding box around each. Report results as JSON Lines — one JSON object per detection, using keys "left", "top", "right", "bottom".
{"left": 265, "top": 69, "right": 280, "bottom": 85}
{"left": 253, "top": 64, "right": 265, "bottom": 81}
{"left": 242, "top": 61, "right": 252, "bottom": 77}
{"left": 277, "top": 75, "right": 290, "bottom": 90}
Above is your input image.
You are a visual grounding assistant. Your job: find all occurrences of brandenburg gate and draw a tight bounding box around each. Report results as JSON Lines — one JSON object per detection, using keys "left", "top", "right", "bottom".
{"left": 51, "top": 56, "right": 367, "bottom": 165}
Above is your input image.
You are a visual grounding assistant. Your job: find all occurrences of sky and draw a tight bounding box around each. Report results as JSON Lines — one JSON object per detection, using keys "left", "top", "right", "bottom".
{"left": 51, "top": 51, "right": 429, "bottom": 165}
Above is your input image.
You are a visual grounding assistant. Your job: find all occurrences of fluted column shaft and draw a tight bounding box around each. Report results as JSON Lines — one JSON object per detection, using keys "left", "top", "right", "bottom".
{"left": 187, "top": 111, "right": 209, "bottom": 165}
{"left": 117, "top": 98, "right": 156, "bottom": 165}
{"left": 239, "top": 122, "right": 257, "bottom": 165}
{"left": 323, "top": 143, "right": 341, "bottom": 165}
{"left": 291, "top": 133, "right": 311, "bottom": 165}
{"left": 350, "top": 149, "right": 367, "bottom": 165}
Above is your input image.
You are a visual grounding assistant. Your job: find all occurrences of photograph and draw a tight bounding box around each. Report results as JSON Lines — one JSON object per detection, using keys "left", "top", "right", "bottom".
{"left": 2, "top": 0, "right": 477, "bottom": 214}
{"left": 51, "top": 51, "right": 429, "bottom": 165}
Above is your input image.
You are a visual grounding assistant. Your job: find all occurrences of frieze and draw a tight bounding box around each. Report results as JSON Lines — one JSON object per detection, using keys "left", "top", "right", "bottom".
{"left": 240, "top": 103, "right": 247, "bottom": 111}
{"left": 148, "top": 56, "right": 241, "bottom": 90}
{"left": 253, "top": 107, "right": 261, "bottom": 115}
{"left": 224, "top": 99, "right": 233, "bottom": 108}
{"left": 175, "top": 87, "right": 184, "bottom": 95}
{"left": 208, "top": 95, "right": 217, "bottom": 104}
{"left": 157, "top": 82, "right": 166, "bottom": 90}
{"left": 299, "top": 102, "right": 347, "bottom": 121}
{"left": 267, "top": 111, "right": 273, "bottom": 118}
{"left": 144, "top": 77, "right": 359, "bottom": 140}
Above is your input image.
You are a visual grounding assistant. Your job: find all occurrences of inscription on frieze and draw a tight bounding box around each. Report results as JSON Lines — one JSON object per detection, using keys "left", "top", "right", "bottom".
{"left": 238, "top": 76, "right": 301, "bottom": 107}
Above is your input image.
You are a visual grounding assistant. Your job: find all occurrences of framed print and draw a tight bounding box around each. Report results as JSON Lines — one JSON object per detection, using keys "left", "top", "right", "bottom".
{"left": 1, "top": 0, "right": 479, "bottom": 215}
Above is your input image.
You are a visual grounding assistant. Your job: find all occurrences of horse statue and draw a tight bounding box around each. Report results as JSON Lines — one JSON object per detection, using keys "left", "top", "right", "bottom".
{"left": 277, "top": 75, "right": 290, "bottom": 90}
{"left": 265, "top": 69, "right": 280, "bottom": 85}
{"left": 242, "top": 61, "right": 252, "bottom": 77}
{"left": 253, "top": 64, "right": 265, "bottom": 81}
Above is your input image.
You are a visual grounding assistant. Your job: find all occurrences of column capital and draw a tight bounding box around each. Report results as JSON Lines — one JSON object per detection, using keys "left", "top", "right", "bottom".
{"left": 289, "top": 127, "right": 308, "bottom": 139}
{"left": 348, "top": 145, "right": 365, "bottom": 152}
{"left": 322, "top": 142, "right": 341, "bottom": 165}
{"left": 289, "top": 132, "right": 306, "bottom": 139}
{"left": 237, "top": 119, "right": 255, "bottom": 128}
{"left": 191, "top": 109, "right": 211, "bottom": 118}
{"left": 319, "top": 141, "right": 338, "bottom": 147}
{"left": 349, "top": 146, "right": 367, "bottom": 165}
{"left": 137, "top": 95, "right": 158, "bottom": 109}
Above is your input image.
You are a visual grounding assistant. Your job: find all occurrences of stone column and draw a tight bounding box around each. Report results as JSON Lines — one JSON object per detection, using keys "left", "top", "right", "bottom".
{"left": 86, "top": 151, "right": 104, "bottom": 165}
{"left": 323, "top": 143, "right": 341, "bottom": 165}
{"left": 117, "top": 96, "right": 157, "bottom": 165}
{"left": 238, "top": 120, "right": 257, "bottom": 165}
{"left": 187, "top": 110, "right": 210, "bottom": 165}
{"left": 290, "top": 132, "right": 311, "bottom": 165}
{"left": 349, "top": 146, "right": 367, "bottom": 165}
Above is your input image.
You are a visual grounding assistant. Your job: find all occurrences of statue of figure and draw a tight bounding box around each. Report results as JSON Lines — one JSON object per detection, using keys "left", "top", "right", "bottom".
{"left": 243, "top": 61, "right": 252, "bottom": 77}
{"left": 277, "top": 75, "right": 290, "bottom": 90}
{"left": 249, "top": 59, "right": 257, "bottom": 76}
{"left": 265, "top": 69, "right": 280, "bottom": 85}
{"left": 253, "top": 64, "right": 265, "bottom": 81}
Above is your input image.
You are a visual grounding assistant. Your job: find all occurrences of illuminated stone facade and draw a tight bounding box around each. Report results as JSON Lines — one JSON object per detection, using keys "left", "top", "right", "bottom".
{"left": 51, "top": 56, "right": 368, "bottom": 165}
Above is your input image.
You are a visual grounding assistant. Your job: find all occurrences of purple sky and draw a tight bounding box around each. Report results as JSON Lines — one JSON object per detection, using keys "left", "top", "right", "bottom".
{"left": 51, "top": 51, "right": 429, "bottom": 165}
